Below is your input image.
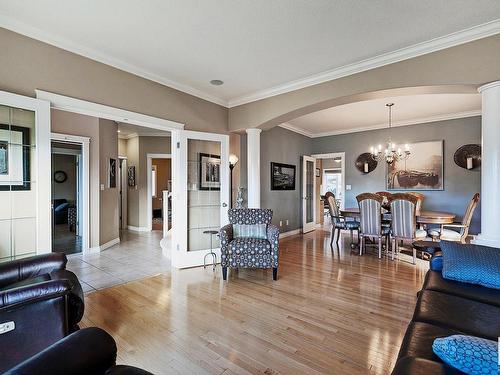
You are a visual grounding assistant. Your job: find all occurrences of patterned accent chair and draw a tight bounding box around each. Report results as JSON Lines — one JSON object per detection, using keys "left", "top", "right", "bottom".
{"left": 428, "top": 193, "right": 480, "bottom": 243}
{"left": 390, "top": 193, "right": 427, "bottom": 264}
{"left": 219, "top": 209, "right": 280, "bottom": 281}
{"left": 357, "top": 193, "right": 390, "bottom": 259}
{"left": 327, "top": 195, "right": 360, "bottom": 246}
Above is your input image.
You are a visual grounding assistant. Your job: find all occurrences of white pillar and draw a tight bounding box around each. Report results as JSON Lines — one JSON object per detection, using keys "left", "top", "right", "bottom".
{"left": 474, "top": 81, "right": 500, "bottom": 247}
{"left": 246, "top": 128, "right": 262, "bottom": 208}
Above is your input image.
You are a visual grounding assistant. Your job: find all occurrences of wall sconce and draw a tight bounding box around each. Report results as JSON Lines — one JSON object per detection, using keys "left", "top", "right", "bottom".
{"left": 229, "top": 154, "right": 239, "bottom": 208}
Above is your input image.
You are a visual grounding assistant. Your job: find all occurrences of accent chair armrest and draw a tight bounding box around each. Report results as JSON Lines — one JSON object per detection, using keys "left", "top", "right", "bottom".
{"left": 4, "top": 327, "right": 117, "bottom": 375}
{"left": 0, "top": 279, "right": 72, "bottom": 310}
{"left": 0, "top": 253, "right": 67, "bottom": 287}
{"left": 219, "top": 224, "right": 233, "bottom": 244}
{"left": 267, "top": 224, "right": 280, "bottom": 266}
{"left": 429, "top": 251, "right": 443, "bottom": 272}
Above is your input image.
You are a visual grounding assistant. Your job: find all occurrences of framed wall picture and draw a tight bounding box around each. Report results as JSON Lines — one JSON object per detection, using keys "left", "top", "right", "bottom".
{"left": 108, "top": 158, "right": 117, "bottom": 188}
{"left": 387, "top": 140, "right": 444, "bottom": 190}
{"left": 127, "top": 166, "right": 136, "bottom": 187}
{"left": 199, "top": 153, "right": 220, "bottom": 190}
{"left": 315, "top": 168, "right": 320, "bottom": 177}
{"left": 0, "top": 124, "right": 31, "bottom": 191}
{"left": 271, "top": 162, "right": 296, "bottom": 190}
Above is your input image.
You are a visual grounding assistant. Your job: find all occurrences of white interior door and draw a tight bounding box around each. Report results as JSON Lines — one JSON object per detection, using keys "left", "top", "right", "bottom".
{"left": 302, "top": 155, "right": 316, "bottom": 233}
{"left": 0, "top": 90, "right": 51, "bottom": 260}
{"left": 171, "top": 130, "right": 229, "bottom": 269}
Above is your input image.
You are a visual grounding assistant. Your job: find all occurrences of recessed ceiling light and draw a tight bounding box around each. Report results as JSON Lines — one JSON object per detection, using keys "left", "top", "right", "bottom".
{"left": 210, "top": 79, "right": 224, "bottom": 86}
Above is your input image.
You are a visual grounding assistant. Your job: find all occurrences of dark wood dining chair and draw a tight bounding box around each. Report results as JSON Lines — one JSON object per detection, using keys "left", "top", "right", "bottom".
{"left": 326, "top": 195, "right": 360, "bottom": 246}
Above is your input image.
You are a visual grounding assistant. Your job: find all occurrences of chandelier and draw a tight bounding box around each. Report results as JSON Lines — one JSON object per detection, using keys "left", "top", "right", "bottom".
{"left": 370, "top": 103, "right": 410, "bottom": 164}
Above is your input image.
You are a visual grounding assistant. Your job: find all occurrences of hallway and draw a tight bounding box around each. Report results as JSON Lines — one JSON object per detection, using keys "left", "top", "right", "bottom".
{"left": 67, "top": 230, "right": 170, "bottom": 292}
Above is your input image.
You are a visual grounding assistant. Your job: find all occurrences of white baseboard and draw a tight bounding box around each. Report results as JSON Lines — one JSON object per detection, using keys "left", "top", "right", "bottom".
{"left": 127, "top": 225, "right": 150, "bottom": 232}
{"left": 85, "top": 237, "right": 120, "bottom": 254}
{"left": 279, "top": 228, "right": 301, "bottom": 239}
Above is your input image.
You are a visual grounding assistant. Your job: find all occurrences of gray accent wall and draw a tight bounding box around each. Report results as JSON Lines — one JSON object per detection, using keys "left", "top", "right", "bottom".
{"left": 312, "top": 117, "right": 482, "bottom": 233}
{"left": 259, "top": 127, "right": 312, "bottom": 231}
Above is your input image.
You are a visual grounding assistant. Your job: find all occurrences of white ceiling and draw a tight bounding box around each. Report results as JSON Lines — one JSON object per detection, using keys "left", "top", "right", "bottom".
{"left": 284, "top": 93, "right": 481, "bottom": 137}
{"left": 0, "top": 1, "right": 499, "bottom": 107}
{"left": 117, "top": 122, "right": 170, "bottom": 138}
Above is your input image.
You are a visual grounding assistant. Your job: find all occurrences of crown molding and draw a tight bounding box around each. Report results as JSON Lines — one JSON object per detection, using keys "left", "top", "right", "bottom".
{"left": 228, "top": 20, "right": 500, "bottom": 107}
{"left": 0, "top": 15, "right": 228, "bottom": 107}
{"left": 281, "top": 110, "right": 482, "bottom": 139}
{"left": 3, "top": 14, "right": 499, "bottom": 109}
{"left": 118, "top": 132, "right": 171, "bottom": 140}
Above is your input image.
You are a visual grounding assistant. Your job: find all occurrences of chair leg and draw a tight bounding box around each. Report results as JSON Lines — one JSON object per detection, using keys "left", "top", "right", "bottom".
{"left": 359, "top": 235, "right": 363, "bottom": 256}
{"left": 222, "top": 266, "right": 227, "bottom": 280}
{"left": 273, "top": 267, "right": 278, "bottom": 281}
{"left": 391, "top": 238, "right": 396, "bottom": 261}
{"left": 330, "top": 225, "right": 335, "bottom": 246}
{"left": 357, "top": 230, "right": 360, "bottom": 245}
{"left": 378, "top": 236, "right": 382, "bottom": 259}
{"left": 336, "top": 227, "right": 341, "bottom": 245}
{"left": 413, "top": 248, "right": 417, "bottom": 265}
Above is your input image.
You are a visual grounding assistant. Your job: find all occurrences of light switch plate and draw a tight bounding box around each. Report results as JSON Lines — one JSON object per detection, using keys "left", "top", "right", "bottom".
{"left": 100, "top": 184, "right": 105, "bottom": 191}
{"left": 346, "top": 184, "right": 352, "bottom": 190}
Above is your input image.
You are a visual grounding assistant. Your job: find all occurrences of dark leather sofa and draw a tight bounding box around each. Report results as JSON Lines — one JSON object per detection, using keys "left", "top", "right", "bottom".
{"left": 0, "top": 253, "right": 85, "bottom": 372}
{"left": 5, "top": 327, "right": 153, "bottom": 374}
{"left": 392, "top": 250, "right": 500, "bottom": 374}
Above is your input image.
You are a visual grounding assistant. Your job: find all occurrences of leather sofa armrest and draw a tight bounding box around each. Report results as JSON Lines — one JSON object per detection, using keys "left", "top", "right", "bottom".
{"left": 0, "top": 279, "right": 72, "bottom": 310}
{"left": 392, "top": 356, "right": 458, "bottom": 375}
{"left": 429, "top": 251, "right": 443, "bottom": 272}
{"left": 0, "top": 253, "right": 68, "bottom": 287}
{"left": 4, "top": 327, "right": 117, "bottom": 375}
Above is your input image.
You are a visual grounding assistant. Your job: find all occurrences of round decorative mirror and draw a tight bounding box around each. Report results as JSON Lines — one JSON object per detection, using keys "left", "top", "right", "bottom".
{"left": 355, "top": 153, "right": 377, "bottom": 174}
{"left": 454, "top": 144, "right": 481, "bottom": 170}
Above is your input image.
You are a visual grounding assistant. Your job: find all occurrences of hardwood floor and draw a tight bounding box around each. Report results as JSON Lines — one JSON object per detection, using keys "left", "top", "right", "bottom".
{"left": 81, "top": 229, "right": 428, "bottom": 375}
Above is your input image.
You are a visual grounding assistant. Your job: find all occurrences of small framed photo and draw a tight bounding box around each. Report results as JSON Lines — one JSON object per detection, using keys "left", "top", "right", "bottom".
{"left": 127, "top": 166, "right": 136, "bottom": 187}
{"left": 315, "top": 168, "right": 320, "bottom": 177}
{"left": 108, "top": 158, "right": 117, "bottom": 188}
{"left": 199, "top": 153, "right": 220, "bottom": 190}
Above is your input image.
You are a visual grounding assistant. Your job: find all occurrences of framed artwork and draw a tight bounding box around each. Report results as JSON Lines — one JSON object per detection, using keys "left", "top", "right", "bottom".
{"left": 315, "top": 168, "right": 320, "bottom": 177}
{"left": 199, "top": 153, "right": 220, "bottom": 190}
{"left": 0, "top": 124, "right": 31, "bottom": 191}
{"left": 108, "top": 158, "right": 117, "bottom": 188}
{"left": 271, "top": 162, "right": 296, "bottom": 190}
{"left": 127, "top": 166, "right": 136, "bottom": 187}
{"left": 387, "top": 140, "right": 443, "bottom": 191}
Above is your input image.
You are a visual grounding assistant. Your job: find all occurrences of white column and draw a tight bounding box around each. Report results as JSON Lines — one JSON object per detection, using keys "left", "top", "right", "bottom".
{"left": 246, "top": 128, "right": 262, "bottom": 208}
{"left": 474, "top": 81, "right": 500, "bottom": 247}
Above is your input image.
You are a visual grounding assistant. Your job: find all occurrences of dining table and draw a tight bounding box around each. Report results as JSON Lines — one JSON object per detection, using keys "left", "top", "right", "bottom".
{"left": 340, "top": 208, "right": 456, "bottom": 225}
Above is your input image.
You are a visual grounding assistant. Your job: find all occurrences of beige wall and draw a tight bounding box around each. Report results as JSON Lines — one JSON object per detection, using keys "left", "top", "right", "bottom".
{"left": 124, "top": 137, "right": 140, "bottom": 227}
{"left": 229, "top": 34, "right": 500, "bottom": 131}
{"left": 152, "top": 159, "right": 171, "bottom": 210}
{"left": 98, "top": 119, "right": 119, "bottom": 245}
{"left": 118, "top": 138, "right": 127, "bottom": 157}
{"left": 51, "top": 109, "right": 101, "bottom": 247}
{"left": 0, "top": 28, "right": 228, "bottom": 133}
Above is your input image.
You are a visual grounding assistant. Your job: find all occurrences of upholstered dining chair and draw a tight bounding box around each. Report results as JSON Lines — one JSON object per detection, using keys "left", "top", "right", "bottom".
{"left": 357, "top": 193, "right": 390, "bottom": 259}
{"left": 390, "top": 193, "right": 427, "bottom": 264}
{"left": 407, "top": 192, "right": 425, "bottom": 216}
{"left": 327, "top": 195, "right": 360, "bottom": 246}
{"left": 375, "top": 191, "right": 393, "bottom": 210}
{"left": 219, "top": 208, "right": 280, "bottom": 281}
{"left": 428, "top": 193, "right": 480, "bottom": 243}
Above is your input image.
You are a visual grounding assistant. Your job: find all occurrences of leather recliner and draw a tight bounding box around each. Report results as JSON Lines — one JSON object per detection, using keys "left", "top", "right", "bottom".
{"left": 0, "top": 253, "right": 85, "bottom": 372}
{"left": 4, "top": 327, "right": 154, "bottom": 375}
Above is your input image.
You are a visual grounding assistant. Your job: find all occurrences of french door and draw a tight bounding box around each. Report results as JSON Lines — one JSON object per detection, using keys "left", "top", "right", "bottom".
{"left": 171, "top": 130, "right": 229, "bottom": 269}
{"left": 302, "top": 155, "right": 316, "bottom": 233}
{"left": 0, "top": 90, "right": 51, "bottom": 261}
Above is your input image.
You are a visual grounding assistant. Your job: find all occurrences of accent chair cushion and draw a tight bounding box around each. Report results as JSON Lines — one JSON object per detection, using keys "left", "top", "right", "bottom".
{"left": 233, "top": 224, "right": 267, "bottom": 239}
{"left": 440, "top": 241, "right": 500, "bottom": 290}
{"left": 432, "top": 335, "right": 498, "bottom": 375}
{"left": 227, "top": 238, "right": 273, "bottom": 268}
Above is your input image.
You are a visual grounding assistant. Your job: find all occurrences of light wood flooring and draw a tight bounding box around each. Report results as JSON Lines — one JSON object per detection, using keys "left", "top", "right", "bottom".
{"left": 81, "top": 229, "right": 428, "bottom": 375}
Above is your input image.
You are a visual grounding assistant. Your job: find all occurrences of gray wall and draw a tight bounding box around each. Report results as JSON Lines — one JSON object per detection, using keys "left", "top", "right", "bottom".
{"left": 313, "top": 117, "right": 482, "bottom": 233}
{"left": 259, "top": 127, "right": 312, "bottom": 231}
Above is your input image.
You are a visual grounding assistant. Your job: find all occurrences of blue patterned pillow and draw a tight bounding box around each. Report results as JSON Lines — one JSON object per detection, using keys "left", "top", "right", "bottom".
{"left": 440, "top": 241, "right": 500, "bottom": 290}
{"left": 433, "top": 335, "right": 499, "bottom": 375}
{"left": 233, "top": 224, "right": 267, "bottom": 239}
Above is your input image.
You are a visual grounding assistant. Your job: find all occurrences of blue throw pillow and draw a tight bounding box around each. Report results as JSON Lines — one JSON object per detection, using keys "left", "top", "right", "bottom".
{"left": 440, "top": 241, "right": 500, "bottom": 290}
{"left": 433, "top": 335, "right": 499, "bottom": 375}
{"left": 233, "top": 224, "right": 267, "bottom": 239}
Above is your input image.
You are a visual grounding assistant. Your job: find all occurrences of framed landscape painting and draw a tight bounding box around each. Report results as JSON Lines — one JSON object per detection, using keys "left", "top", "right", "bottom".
{"left": 271, "top": 162, "right": 296, "bottom": 190}
{"left": 387, "top": 140, "right": 443, "bottom": 191}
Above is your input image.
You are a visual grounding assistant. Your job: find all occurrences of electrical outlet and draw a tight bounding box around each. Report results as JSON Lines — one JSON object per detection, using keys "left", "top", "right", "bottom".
{"left": 286, "top": 220, "right": 289, "bottom": 226}
{"left": 279, "top": 220, "right": 283, "bottom": 227}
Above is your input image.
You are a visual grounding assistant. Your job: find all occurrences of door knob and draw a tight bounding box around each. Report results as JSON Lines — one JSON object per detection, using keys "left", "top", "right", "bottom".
{"left": 222, "top": 202, "right": 228, "bottom": 207}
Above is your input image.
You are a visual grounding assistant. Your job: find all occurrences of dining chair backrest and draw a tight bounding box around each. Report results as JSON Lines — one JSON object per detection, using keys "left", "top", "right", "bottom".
{"left": 376, "top": 191, "right": 393, "bottom": 209}
{"left": 407, "top": 192, "right": 425, "bottom": 216}
{"left": 390, "top": 193, "right": 419, "bottom": 239}
{"left": 460, "top": 193, "right": 480, "bottom": 240}
{"left": 327, "top": 195, "right": 341, "bottom": 224}
{"left": 356, "top": 193, "right": 383, "bottom": 236}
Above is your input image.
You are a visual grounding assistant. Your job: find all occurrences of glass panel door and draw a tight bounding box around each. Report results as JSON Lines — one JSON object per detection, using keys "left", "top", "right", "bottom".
{"left": 302, "top": 155, "right": 316, "bottom": 233}
{"left": 171, "top": 130, "right": 229, "bottom": 269}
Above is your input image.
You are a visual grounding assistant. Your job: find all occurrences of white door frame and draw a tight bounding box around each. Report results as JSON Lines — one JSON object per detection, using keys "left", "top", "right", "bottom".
{"left": 312, "top": 152, "right": 346, "bottom": 209}
{"left": 147, "top": 153, "right": 171, "bottom": 232}
{"left": 36, "top": 90, "right": 184, "bottom": 252}
{"left": 302, "top": 155, "right": 317, "bottom": 233}
{"left": 172, "top": 130, "right": 229, "bottom": 269}
{"left": 50, "top": 133, "right": 90, "bottom": 252}
{"left": 0, "top": 90, "right": 51, "bottom": 255}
